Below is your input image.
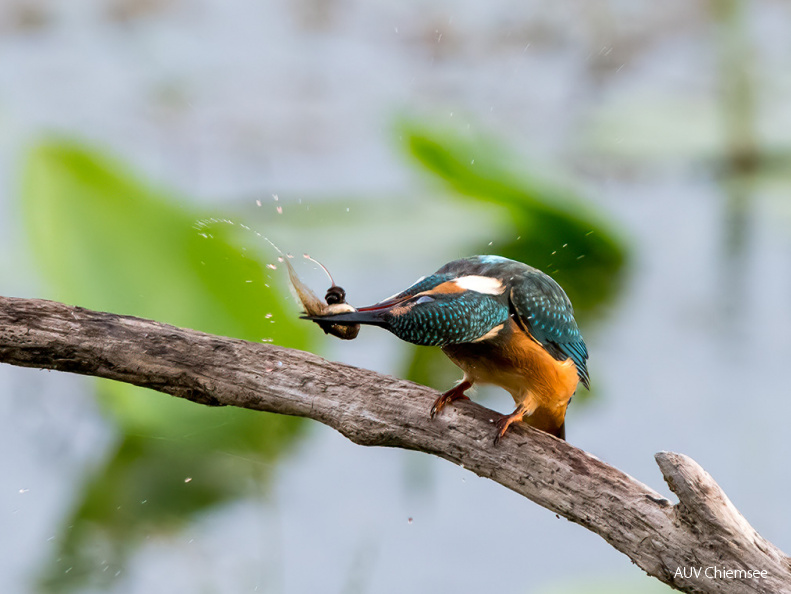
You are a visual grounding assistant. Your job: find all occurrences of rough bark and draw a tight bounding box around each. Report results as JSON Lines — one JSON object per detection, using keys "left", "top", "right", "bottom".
{"left": 0, "top": 295, "right": 788, "bottom": 594}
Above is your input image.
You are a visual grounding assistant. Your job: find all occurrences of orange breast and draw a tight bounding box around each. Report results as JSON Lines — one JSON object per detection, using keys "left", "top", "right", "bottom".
{"left": 503, "top": 325, "right": 579, "bottom": 403}
{"left": 442, "top": 319, "right": 579, "bottom": 433}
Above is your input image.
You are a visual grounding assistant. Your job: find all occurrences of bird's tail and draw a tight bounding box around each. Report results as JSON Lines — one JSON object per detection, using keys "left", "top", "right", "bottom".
{"left": 555, "top": 422, "right": 566, "bottom": 441}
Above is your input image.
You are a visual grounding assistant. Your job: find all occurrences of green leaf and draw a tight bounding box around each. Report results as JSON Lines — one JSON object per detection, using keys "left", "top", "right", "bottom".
{"left": 22, "top": 139, "right": 303, "bottom": 345}
{"left": 21, "top": 139, "right": 312, "bottom": 591}
{"left": 22, "top": 139, "right": 310, "bottom": 436}
{"left": 400, "top": 119, "right": 628, "bottom": 316}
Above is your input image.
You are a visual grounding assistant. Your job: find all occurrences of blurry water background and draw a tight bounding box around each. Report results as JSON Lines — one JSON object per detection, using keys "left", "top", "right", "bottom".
{"left": 1, "top": 1, "right": 791, "bottom": 593}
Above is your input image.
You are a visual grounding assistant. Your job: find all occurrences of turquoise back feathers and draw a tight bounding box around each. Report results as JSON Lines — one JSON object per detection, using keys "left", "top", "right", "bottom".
{"left": 387, "top": 290, "right": 510, "bottom": 346}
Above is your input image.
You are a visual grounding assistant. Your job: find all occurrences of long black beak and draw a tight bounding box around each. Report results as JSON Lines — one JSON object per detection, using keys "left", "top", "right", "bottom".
{"left": 300, "top": 309, "right": 389, "bottom": 327}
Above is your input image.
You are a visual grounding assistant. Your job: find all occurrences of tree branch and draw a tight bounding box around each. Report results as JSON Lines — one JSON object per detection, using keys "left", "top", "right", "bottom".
{"left": 0, "top": 296, "right": 788, "bottom": 594}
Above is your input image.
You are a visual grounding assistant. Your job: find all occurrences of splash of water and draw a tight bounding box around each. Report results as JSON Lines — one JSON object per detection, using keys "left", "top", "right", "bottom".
{"left": 194, "top": 215, "right": 285, "bottom": 259}
{"left": 193, "top": 213, "right": 334, "bottom": 283}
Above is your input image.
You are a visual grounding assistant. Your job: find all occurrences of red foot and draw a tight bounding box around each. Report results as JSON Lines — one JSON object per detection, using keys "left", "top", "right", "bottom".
{"left": 430, "top": 380, "right": 472, "bottom": 418}
{"left": 493, "top": 405, "right": 528, "bottom": 445}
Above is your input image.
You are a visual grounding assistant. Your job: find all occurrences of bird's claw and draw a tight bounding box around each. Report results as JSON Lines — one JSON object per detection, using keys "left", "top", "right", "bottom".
{"left": 430, "top": 381, "right": 472, "bottom": 419}
{"left": 430, "top": 393, "right": 469, "bottom": 419}
{"left": 493, "top": 416, "right": 509, "bottom": 445}
{"left": 492, "top": 407, "right": 528, "bottom": 445}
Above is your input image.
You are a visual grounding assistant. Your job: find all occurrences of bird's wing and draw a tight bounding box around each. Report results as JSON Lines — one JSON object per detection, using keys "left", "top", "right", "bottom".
{"left": 508, "top": 272, "right": 590, "bottom": 389}
{"left": 384, "top": 288, "right": 511, "bottom": 346}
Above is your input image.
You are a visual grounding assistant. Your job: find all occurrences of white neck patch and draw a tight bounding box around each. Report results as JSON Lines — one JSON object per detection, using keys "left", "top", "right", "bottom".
{"left": 453, "top": 275, "right": 505, "bottom": 295}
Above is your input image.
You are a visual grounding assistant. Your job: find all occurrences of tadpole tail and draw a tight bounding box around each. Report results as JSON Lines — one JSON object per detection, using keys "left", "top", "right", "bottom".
{"left": 284, "top": 257, "right": 326, "bottom": 317}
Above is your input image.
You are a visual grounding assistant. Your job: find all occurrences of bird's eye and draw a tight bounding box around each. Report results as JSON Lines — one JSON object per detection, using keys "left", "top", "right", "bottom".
{"left": 415, "top": 295, "right": 435, "bottom": 305}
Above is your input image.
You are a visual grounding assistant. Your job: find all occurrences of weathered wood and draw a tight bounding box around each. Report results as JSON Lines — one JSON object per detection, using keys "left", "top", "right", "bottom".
{"left": 0, "top": 295, "right": 788, "bottom": 594}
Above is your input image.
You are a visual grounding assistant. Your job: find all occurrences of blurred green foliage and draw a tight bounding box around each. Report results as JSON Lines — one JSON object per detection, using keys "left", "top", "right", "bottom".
{"left": 23, "top": 141, "right": 304, "bottom": 347}
{"left": 22, "top": 140, "right": 312, "bottom": 591}
{"left": 400, "top": 119, "right": 627, "bottom": 315}
{"left": 398, "top": 120, "right": 628, "bottom": 393}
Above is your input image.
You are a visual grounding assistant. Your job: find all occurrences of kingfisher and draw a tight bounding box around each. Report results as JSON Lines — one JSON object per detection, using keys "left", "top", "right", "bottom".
{"left": 301, "top": 255, "right": 589, "bottom": 443}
